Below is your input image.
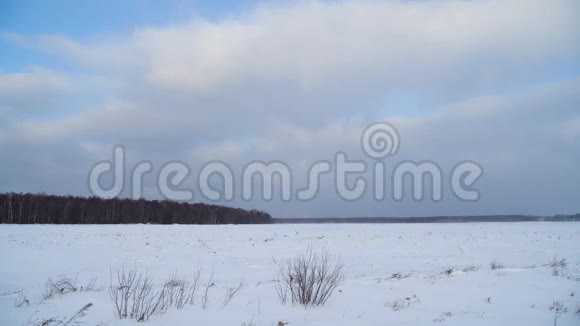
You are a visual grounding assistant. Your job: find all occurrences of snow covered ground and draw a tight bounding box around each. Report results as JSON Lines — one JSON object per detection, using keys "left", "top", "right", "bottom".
{"left": 1, "top": 222, "right": 579, "bottom": 325}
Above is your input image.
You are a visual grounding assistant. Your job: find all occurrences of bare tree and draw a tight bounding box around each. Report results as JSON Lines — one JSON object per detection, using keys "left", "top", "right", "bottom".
{"left": 0, "top": 192, "right": 271, "bottom": 224}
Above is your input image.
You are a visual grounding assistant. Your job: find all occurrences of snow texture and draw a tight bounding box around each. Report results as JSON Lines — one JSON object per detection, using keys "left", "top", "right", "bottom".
{"left": 1, "top": 223, "right": 579, "bottom": 325}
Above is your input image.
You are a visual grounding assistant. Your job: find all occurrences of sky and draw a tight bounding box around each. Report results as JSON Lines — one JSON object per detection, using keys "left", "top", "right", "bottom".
{"left": 1, "top": 0, "right": 579, "bottom": 218}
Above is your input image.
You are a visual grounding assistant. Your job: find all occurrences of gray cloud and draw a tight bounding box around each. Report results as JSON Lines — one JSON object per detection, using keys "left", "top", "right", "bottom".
{"left": 1, "top": 0, "right": 579, "bottom": 217}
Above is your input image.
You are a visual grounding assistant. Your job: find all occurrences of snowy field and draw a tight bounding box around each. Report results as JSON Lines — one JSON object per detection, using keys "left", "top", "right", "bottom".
{"left": 1, "top": 223, "right": 579, "bottom": 326}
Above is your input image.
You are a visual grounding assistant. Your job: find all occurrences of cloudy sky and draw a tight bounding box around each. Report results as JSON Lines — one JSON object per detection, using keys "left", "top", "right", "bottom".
{"left": 1, "top": 0, "right": 579, "bottom": 217}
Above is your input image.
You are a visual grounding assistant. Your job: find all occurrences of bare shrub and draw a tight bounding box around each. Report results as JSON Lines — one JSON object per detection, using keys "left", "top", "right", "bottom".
{"left": 109, "top": 268, "right": 165, "bottom": 322}
{"left": 443, "top": 268, "right": 454, "bottom": 277}
{"left": 160, "top": 274, "right": 188, "bottom": 310}
{"left": 28, "top": 302, "right": 92, "bottom": 326}
{"left": 552, "top": 267, "right": 568, "bottom": 277}
{"left": 549, "top": 258, "right": 569, "bottom": 277}
{"left": 275, "top": 247, "right": 344, "bottom": 307}
{"left": 32, "top": 317, "right": 62, "bottom": 326}
{"left": 549, "top": 258, "right": 568, "bottom": 269}
{"left": 462, "top": 265, "right": 480, "bottom": 273}
{"left": 490, "top": 260, "right": 504, "bottom": 270}
{"left": 159, "top": 272, "right": 202, "bottom": 310}
{"left": 389, "top": 272, "right": 411, "bottom": 280}
{"left": 549, "top": 301, "right": 568, "bottom": 326}
{"left": 240, "top": 316, "right": 255, "bottom": 326}
{"left": 274, "top": 278, "right": 289, "bottom": 305}
{"left": 43, "top": 276, "right": 78, "bottom": 301}
{"left": 41, "top": 275, "right": 100, "bottom": 303}
{"left": 387, "top": 295, "right": 420, "bottom": 311}
{"left": 1, "top": 289, "right": 23, "bottom": 296}
{"left": 109, "top": 267, "right": 205, "bottom": 322}
{"left": 389, "top": 298, "right": 406, "bottom": 311}
{"left": 109, "top": 267, "right": 137, "bottom": 319}
{"left": 433, "top": 311, "right": 453, "bottom": 322}
{"left": 78, "top": 277, "right": 100, "bottom": 292}
{"left": 158, "top": 269, "right": 201, "bottom": 310}
{"left": 133, "top": 273, "right": 166, "bottom": 321}
{"left": 15, "top": 292, "right": 30, "bottom": 308}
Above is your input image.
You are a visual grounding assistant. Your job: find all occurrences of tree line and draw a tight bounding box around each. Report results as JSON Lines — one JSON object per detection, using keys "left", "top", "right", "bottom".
{"left": 0, "top": 193, "right": 271, "bottom": 224}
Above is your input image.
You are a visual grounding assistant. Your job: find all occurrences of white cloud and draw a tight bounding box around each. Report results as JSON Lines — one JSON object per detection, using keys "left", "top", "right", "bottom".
{"left": 0, "top": 67, "right": 73, "bottom": 114}
{"left": 6, "top": 1, "right": 580, "bottom": 90}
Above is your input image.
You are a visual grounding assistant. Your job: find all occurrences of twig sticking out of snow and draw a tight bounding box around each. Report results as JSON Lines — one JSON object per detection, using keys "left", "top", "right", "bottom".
{"left": 62, "top": 303, "right": 93, "bottom": 326}
{"left": 222, "top": 279, "right": 244, "bottom": 307}
{"left": 202, "top": 271, "right": 214, "bottom": 310}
